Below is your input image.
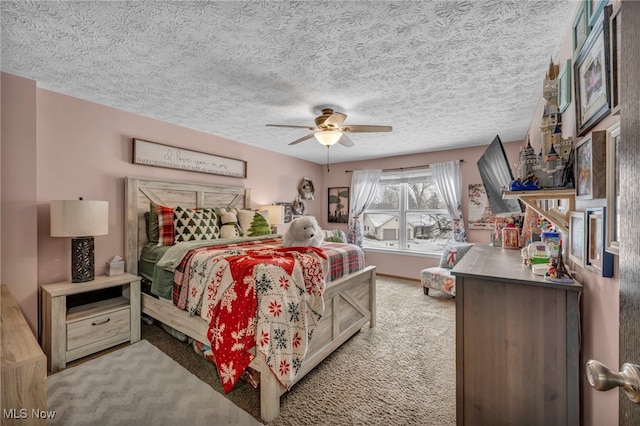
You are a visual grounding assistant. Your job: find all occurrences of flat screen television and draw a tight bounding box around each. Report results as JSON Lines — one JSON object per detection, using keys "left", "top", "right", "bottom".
{"left": 477, "top": 135, "right": 524, "bottom": 215}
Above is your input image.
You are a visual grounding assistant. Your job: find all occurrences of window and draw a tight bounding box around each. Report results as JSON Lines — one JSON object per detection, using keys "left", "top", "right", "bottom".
{"left": 363, "top": 169, "right": 453, "bottom": 254}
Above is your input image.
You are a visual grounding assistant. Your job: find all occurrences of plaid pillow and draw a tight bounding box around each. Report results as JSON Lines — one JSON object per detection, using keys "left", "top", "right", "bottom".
{"left": 173, "top": 206, "right": 220, "bottom": 242}
{"left": 156, "top": 204, "right": 175, "bottom": 246}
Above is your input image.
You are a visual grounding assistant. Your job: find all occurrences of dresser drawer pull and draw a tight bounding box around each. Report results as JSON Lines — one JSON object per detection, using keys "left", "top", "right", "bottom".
{"left": 92, "top": 318, "right": 111, "bottom": 326}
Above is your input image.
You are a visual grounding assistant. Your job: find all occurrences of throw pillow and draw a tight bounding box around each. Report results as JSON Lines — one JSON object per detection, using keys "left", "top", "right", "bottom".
{"left": 250, "top": 211, "right": 272, "bottom": 236}
{"left": 156, "top": 204, "right": 175, "bottom": 246}
{"left": 439, "top": 243, "right": 473, "bottom": 269}
{"left": 148, "top": 202, "right": 160, "bottom": 244}
{"left": 237, "top": 209, "right": 271, "bottom": 236}
{"left": 173, "top": 206, "right": 220, "bottom": 242}
{"left": 322, "top": 229, "right": 346, "bottom": 243}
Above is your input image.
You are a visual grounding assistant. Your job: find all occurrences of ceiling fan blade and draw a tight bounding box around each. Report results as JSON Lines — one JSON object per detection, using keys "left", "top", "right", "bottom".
{"left": 288, "top": 133, "right": 315, "bottom": 146}
{"left": 266, "top": 124, "right": 317, "bottom": 130}
{"left": 324, "top": 112, "right": 347, "bottom": 127}
{"left": 338, "top": 134, "right": 354, "bottom": 147}
{"left": 341, "top": 125, "right": 393, "bottom": 133}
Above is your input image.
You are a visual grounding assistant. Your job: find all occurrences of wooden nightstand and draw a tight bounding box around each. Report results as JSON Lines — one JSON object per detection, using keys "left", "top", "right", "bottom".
{"left": 40, "top": 273, "right": 141, "bottom": 373}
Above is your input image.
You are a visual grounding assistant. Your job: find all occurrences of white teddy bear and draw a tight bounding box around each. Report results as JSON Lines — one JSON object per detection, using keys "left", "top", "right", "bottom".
{"left": 283, "top": 216, "right": 324, "bottom": 247}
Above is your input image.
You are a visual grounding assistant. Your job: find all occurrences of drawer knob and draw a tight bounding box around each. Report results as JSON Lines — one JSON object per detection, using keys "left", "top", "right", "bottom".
{"left": 92, "top": 317, "right": 111, "bottom": 326}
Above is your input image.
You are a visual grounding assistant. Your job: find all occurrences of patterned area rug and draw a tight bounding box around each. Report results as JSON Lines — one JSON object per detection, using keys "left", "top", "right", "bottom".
{"left": 47, "top": 340, "right": 262, "bottom": 426}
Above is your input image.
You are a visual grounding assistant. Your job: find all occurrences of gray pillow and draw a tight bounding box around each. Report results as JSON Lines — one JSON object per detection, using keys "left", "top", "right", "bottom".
{"left": 439, "top": 243, "right": 473, "bottom": 269}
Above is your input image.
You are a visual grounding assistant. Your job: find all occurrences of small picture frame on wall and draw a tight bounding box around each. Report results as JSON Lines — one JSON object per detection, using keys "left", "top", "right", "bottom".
{"left": 587, "top": 0, "right": 608, "bottom": 27}
{"left": 328, "top": 187, "right": 349, "bottom": 223}
{"left": 558, "top": 59, "right": 572, "bottom": 113}
{"left": 575, "top": 131, "right": 607, "bottom": 200}
{"left": 574, "top": 6, "right": 611, "bottom": 136}
{"left": 609, "top": 5, "right": 622, "bottom": 115}
{"left": 586, "top": 206, "right": 614, "bottom": 277}
{"left": 568, "top": 211, "right": 585, "bottom": 267}
{"left": 573, "top": 1, "right": 590, "bottom": 59}
{"left": 605, "top": 122, "right": 620, "bottom": 255}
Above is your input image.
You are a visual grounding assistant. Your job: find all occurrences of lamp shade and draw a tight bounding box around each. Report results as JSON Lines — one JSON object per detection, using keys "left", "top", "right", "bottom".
{"left": 260, "top": 205, "right": 284, "bottom": 225}
{"left": 50, "top": 200, "right": 109, "bottom": 237}
{"left": 314, "top": 131, "right": 342, "bottom": 146}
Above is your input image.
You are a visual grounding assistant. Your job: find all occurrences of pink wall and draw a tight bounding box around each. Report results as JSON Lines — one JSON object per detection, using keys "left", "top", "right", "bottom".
{"left": 524, "top": 3, "right": 619, "bottom": 424}
{"left": 1, "top": 73, "right": 39, "bottom": 331}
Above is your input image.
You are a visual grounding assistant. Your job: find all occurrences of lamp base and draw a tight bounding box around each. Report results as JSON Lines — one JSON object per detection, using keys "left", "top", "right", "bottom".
{"left": 71, "top": 236, "right": 95, "bottom": 283}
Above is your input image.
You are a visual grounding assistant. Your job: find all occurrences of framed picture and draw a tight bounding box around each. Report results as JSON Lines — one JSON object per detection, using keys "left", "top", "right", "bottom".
{"left": 558, "top": 59, "right": 572, "bottom": 113}
{"left": 574, "top": 6, "right": 611, "bottom": 136}
{"left": 328, "top": 187, "right": 349, "bottom": 223}
{"left": 573, "top": 2, "right": 590, "bottom": 59}
{"left": 605, "top": 122, "right": 620, "bottom": 255}
{"left": 587, "top": 0, "right": 608, "bottom": 27}
{"left": 609, "top": 5, "right": 621, "bottom": 115}
{"left": 575, "top": 131, "right": 607, "bottom": 200}
{"left": 568, "top": 211, "right": 585, "bottom": 267}
{"left": 586, "top": 206, "right": 614, "bottom": 277}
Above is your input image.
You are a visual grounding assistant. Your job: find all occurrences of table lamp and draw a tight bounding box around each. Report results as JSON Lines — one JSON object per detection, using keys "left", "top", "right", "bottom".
{"left": 260, "top": 205, "right": 284, "bottom": 234}
{"left": 50, "top": 198, "right": 109, "bottom": 283}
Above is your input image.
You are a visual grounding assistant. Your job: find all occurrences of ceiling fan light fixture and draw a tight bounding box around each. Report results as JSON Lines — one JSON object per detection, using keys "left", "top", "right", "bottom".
{"left": 314, "top": 131, "right": 342, "bottom": 146}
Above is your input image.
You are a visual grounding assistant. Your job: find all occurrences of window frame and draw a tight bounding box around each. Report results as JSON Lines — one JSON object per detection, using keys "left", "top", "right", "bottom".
{"left": 362, "top": 169, "right": 452, "bottom": 256}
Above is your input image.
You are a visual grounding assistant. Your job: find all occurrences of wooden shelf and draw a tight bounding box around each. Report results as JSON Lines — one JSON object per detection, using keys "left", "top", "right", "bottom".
{"left": 502, "top": 189, "right": 576, "bottom": 234}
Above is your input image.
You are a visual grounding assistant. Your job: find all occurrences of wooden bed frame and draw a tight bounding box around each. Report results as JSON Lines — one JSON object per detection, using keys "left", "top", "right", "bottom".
{"left": 124, "top": 177, "right": 376, "bottom": 422}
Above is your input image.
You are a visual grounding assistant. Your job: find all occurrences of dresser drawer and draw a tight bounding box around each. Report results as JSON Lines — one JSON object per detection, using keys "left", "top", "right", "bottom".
{"left": 67, "top": 298, "right": 131, "bottom": 351}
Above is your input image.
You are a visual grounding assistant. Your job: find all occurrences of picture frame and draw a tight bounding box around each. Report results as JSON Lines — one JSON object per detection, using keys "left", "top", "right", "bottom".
{"left": 558, "top": 59, "right": 572, "bottom": 113}
{"left": 587, "top": 0, "right": 608, "bottom": 28}
{"left": 574, "top": 6, "right": 611, "bottom": 136}
{"left": 575, "top": 131, "right": 607, "bottom": 200}
{"left": 572, "top": 1, "right": 590, "bottom": 60}
{"left": 133, "top": 138, "right": 247, "bottom": 178}
{"left": 568, "top": 211, "right": 586, "bottom": 267}
{"left": 585, "top": 206, "right": 614, "bottom": 277}
{"left": 605, "top": 122, "right": 620, "bottom": 255}
{"left": 609, "top": 5, "right": 621, "bottom": 115}
{"left": 328, "top": 187, "right": 349, "bottom": 223}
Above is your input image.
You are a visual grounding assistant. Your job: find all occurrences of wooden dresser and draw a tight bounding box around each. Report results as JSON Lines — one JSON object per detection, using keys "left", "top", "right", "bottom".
{"left": 1, "top": 284, "right": 47, "bottom": 425}
{"left": 452, "top": 245, "right": 582, "bottom": 426}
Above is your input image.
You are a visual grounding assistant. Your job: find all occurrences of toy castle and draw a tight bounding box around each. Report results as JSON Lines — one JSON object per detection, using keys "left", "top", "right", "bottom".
{"left": 513, "top": 59, "right": 574, "bottom": 190}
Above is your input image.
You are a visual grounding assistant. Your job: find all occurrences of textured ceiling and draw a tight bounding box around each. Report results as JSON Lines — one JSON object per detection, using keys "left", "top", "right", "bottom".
{"left": 1, "top": 1, "right": 577, "bottom": 165}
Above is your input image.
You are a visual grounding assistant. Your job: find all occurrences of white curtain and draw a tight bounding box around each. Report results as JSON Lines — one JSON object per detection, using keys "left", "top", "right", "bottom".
{"left": 431, "top": 161, "right": 467, "bottom": 242}
{"left": 348, "top": 169, "right": 382, "bottom": 248}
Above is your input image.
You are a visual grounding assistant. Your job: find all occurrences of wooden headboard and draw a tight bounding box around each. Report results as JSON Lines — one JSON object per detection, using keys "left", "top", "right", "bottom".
{"left": 124, "top": 177, "right": 251, "bottom": 275}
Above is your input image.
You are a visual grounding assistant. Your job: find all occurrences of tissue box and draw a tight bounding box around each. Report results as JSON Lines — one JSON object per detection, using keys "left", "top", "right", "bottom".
{"left": 105, "top": 260, "right": 125, "bottom": 276}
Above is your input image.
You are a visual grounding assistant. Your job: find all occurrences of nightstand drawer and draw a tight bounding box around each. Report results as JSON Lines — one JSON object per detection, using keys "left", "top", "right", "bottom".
{"left": 67, "top": 298, "right": 130, "bottom": 351}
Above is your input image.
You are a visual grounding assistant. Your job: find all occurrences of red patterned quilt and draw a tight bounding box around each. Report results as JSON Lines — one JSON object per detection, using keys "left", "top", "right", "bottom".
{"left": 173, "top": 243, "right": 328, "bottom": 392}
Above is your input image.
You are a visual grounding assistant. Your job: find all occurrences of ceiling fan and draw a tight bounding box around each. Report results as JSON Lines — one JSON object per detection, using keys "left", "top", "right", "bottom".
{"left": 266, "top": 108, "right": 392, "bottom": 148}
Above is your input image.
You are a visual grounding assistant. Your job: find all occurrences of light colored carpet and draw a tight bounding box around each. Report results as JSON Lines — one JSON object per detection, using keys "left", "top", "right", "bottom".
{"left": 143, "top": 276, "right": 456, "bottom": 425}
{"left": 47, "top": 339, "right": 262, "bottom": 426}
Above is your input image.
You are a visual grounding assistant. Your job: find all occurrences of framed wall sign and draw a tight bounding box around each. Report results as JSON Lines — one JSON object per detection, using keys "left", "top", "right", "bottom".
{"left": 605, "top": 122, "right": 620, "bottom": 255}
{"left": 576, "top": 131, "right": 607, "bottom": 200}
{"left": 569, "top": 211, "right": 586, "bottom": 267}
{"left": 133, "top": 138, "right": 247, "bottom": 178}
{"left": 586, "top": 206, "right": 614, "bottom": 277}
{"left": 574, "top": 6, "right": 611, "bottom": 136}
{"left": 558, "top": 59, "right": 572, "bottom": 113}
{"left": 328, "top": 187, "right": 349, "bottom": 223}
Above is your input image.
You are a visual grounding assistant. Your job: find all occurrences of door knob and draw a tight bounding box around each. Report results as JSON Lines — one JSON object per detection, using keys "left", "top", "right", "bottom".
{"left": 586, "top": 360, "right": 640, "bottom": 403}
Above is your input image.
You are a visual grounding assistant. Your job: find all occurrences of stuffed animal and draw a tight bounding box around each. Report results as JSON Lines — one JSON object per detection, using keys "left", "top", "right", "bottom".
{"left": 218, "top": 208, "right": 243, "bottom": 239}
{"left": 283, "top": 216, "right": 324, "bottom": 247}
